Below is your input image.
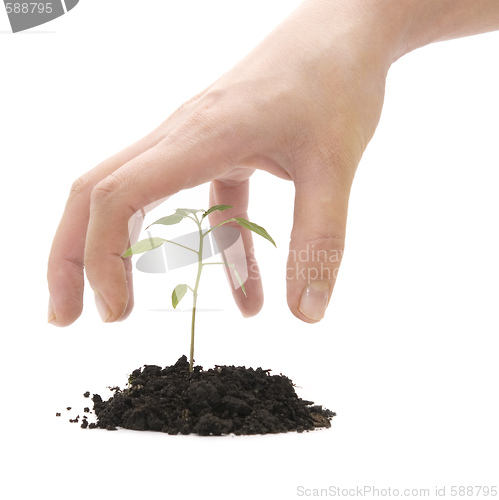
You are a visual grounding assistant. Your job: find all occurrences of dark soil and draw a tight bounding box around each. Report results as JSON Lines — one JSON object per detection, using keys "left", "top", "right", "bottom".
{"left": 83, "top": 356, "right": 335, "bottom": 436}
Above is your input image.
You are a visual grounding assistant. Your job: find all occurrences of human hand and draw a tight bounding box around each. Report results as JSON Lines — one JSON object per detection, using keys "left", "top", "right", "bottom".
{"left": 47, "top": 0, "right": 395, "bottom": 326}
{"left": 51, "top": 0, "right": 497, "bottom": 327}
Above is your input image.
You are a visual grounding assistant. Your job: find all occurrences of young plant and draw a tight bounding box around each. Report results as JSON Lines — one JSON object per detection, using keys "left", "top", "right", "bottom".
{"left": 122, "top": 205, "right": 276, "bottom": 372}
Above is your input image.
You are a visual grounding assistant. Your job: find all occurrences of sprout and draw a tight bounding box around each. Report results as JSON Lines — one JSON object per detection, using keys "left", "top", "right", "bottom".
{"left": 123, "top": 205, "right": 275, "bottom": 372}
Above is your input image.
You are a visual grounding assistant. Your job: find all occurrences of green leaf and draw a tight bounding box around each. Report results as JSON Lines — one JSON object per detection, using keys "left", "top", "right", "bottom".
{"left": 146, "top": 208, "right": 204, "bottom": 229}
{"left": 147, "top": 213, "right": 185, "bottom": 228}
{"left": 176, "top": 208, "right": 204, "bottom": 217}
{"left": 172, "top": 284, "right": 188, "bottom": 309}
{"left": 228, "top": 264, "right": 247, "bottom": 297}
{"left": 233, "top": 218, "right": 276, "bottom": 247}
{"left": 202, "top": 204, "right": 232, "bottom": 220}
{"left": 122, "top": 237, "right": 166, "bottom": 257}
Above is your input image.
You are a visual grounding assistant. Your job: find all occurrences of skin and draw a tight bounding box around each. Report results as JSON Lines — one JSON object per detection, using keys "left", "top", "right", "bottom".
{"left": 47, "top": 0, "right": 499, "bottom": 326}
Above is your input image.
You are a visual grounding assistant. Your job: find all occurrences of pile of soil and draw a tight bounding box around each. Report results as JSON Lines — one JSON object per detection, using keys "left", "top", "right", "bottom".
{"left": 87, "top": 356, "right": 335, "bottom": 435}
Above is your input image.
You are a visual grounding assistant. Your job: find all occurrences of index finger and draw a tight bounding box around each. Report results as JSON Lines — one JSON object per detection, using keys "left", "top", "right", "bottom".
{"left": 47, "top": 133, "right": 163, "bottom": 327}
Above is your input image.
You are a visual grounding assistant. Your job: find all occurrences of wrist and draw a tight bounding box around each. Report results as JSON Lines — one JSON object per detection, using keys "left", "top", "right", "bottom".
{"left": 283, "top": 0, "right": 401, "bottom": 77}
{"left": 376, "top": 0, "right": 499, "bottom": 60}
{"left": 299, "top": 0, "right": 499, "bottom": 68}
{"left": 293, "top": 0, "right": 414, "bottom": 72}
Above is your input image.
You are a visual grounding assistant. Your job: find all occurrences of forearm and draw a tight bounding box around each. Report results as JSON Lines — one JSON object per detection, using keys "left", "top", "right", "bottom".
{"left": 295, "top": 0, "right": 499, "bottom": 67}
{"left": 393, "top": 0, "right": 499, "bottom": 57}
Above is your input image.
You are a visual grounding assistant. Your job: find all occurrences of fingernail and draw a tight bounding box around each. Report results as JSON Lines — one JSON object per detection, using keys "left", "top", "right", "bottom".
{"left": 94, "top": 289, "right": 112, "bottom": 322}
{"left": 48, "top": 296, "right": 57, "bottom": 325}
{"left": 299, "top": 281, "right": 330, "bottom": 321}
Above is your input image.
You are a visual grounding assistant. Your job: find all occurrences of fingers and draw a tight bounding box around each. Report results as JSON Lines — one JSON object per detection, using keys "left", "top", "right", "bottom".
{"left": 84, "top": 137, "right": 234, "bottom": 322}
{"left": 208, "top": 170, "right": 263, "bottom": 317}
{"left": 47, "top": 133, "right": 163, "bottom": 327}
{"left": 287, "top": 163, "right": 353, "bottom": 323}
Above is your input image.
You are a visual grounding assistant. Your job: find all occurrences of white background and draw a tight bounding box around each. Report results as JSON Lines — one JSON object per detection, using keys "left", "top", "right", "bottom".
{"left": 1, "top": 1, "right": 498, "bottom": 499}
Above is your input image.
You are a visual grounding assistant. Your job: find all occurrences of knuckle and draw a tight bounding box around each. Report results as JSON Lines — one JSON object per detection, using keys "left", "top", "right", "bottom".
{"left": 185, "top": 104, "right": 223, "bottom": 135}
{"left": 289, "top": 234, "right": 345, "bottom": 262}
{"left": 287, "top": 234, "right": 345, "bottom": 284}
{"left": 91, "top": 173, "right": 123, "bottom": 203}
{"left": 175, "top": 90, "right": 206, "bottom": 115}
{"left": 69, "top": 173, "right": 92, "bottom": 200}
{"left": 63, "top": 255, "right": 84, "bottom": 271}
{"left": 184, "top": 91, "right": 221, "bottom": 122}
{"left": 306, "top": 233, "right": 345, "bottom": 249}
{"left": 174, "top": 89, "right": 236, "bottom": 141}
{"left": 89, "top": 173, "right": 138, "bottom": 219}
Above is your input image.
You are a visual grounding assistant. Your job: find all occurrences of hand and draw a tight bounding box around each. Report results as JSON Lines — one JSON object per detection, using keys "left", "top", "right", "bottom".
{"left": 51, "top": 0, "right": 499, "bottom": 327}
{"left": 47, "top": 0, "right": 393, "bottom": 326}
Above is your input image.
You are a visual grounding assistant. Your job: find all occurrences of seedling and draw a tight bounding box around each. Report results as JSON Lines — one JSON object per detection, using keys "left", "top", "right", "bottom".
{"left": 122, "top": 205, "right": 275, "bottom": 372}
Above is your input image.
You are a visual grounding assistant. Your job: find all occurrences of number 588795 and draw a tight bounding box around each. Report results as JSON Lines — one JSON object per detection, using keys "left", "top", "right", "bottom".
{"left": 5, "top": 3, "right": 53, "bottom": 14}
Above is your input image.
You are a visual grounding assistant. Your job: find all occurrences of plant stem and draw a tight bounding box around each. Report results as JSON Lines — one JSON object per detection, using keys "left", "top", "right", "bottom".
{"left": 189, "top": 219, "right": 204, "bottom": 372}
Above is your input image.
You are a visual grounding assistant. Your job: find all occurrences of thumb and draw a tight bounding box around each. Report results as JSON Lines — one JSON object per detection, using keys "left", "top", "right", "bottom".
{"left": 287, "top": 170, "right": 351, "bottom": 323}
